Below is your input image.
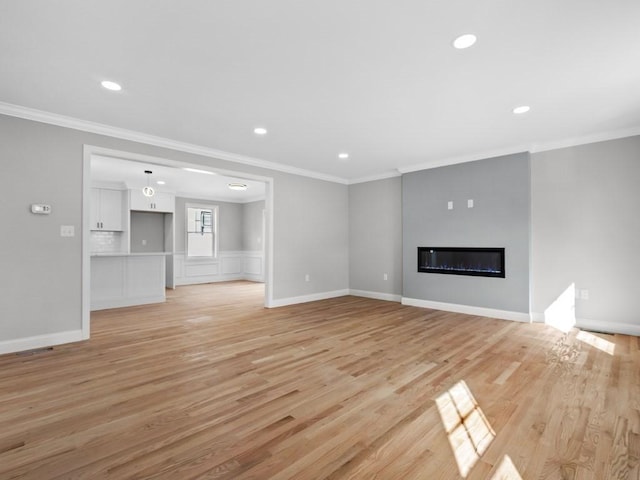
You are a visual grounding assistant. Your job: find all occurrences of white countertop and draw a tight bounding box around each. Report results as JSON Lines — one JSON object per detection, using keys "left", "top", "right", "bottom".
{"left": 91, "top": 252, "right": 172, "bottom": 257}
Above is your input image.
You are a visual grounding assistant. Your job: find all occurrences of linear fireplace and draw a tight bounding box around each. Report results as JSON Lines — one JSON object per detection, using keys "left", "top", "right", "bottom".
{"left": 417, "top": 247, "right": 505, "bottom": 278}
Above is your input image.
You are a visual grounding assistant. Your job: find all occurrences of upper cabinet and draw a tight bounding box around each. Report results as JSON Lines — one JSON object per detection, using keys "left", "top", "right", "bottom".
{"left": 130, "top": 189, "right": 175, "bottom": 213}
{"left": 91, "top": 188, "right": 124, "bottom": 231}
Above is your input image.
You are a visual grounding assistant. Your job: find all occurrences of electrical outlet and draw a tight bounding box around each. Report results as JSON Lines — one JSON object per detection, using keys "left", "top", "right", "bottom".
{"left": 580, "top": 289, "right": 589, "bottom": 300}
{"left": 383, "top": 273, "right": 388, "bottom": 281}
{"left": 305, "top": 274, "right": 310, "bottom": 282}
{"left": 142, "top": 239, "right": 147, "bottom": 246}
{"left": 447, "top": 201, "right": 453, "bottom": 210}
{"left": 60, "top": 225, "right": 75, "bottom": 237}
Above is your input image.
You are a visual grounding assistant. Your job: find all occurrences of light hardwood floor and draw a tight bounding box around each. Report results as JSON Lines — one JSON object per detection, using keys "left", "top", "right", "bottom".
{"left": 1, "top": 281, "right": 639, "bottom": 479}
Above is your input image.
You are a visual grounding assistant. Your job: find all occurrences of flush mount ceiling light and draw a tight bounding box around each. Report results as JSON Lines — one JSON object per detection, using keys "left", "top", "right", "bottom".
{"left": 228, "top": 182, "right": 248, "bottom": 191}
{"left": 513, "top": 105, "right": 531, "bottom": 114}
{"left": 142, "top": 170, "right": 155, "bottom": 197}
{"left": 101, "top": 80, "right": 122, "bottom": 91}
{"left": 254, "top": 127, "right": 267, "bottom": 135}
{"left": 453, "top": 34, "right": 477, "bottom": 49}
{"left": 338, "top": 153, "right": 349, "bottom": 160}
{"left": 183, "top": 167, "right": 216, "bottom": 175}
{"left": 156, "top": 180, "right": 166, "bottom": 185}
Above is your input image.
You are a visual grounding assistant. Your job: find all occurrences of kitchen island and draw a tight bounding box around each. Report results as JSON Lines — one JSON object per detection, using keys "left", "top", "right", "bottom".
{"left": 90, "top": 253, "right": 168, "bottom": 310}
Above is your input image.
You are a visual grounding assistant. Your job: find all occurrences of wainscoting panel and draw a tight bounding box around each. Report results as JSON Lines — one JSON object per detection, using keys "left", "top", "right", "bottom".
{"left": 174, "top": 251, "right": 264, "bottom": 285}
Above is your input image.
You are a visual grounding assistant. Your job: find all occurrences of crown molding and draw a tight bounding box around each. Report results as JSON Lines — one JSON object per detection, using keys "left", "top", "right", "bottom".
{"left": 397, "top": 125, "right": 640, "bottom": 174}
{"left": 397, "top": 145, "right": 531, "bottom": 174}
{"left": 4, "top": 101, "right": 639, "bottom": 184}
{"left": 0, "top": 101, "right": 349, "bottom": 185}
{"left": 347, "top": 170, "right": 402, "bottom": 185}
{"left": 529, "top": 125, "right": 640, "bottom": 154}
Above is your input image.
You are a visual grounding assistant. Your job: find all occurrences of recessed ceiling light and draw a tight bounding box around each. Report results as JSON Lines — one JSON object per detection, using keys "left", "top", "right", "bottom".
{"left": 338, "top": 153, "right": 349, "bottom": 159}
{"left": 513, "top": 105, "right": 531, "bottom": 114}
{"left": 228, "top": 182, "right": 248, "bottom": 191}
{"left": 254, "top": 127, "right": 267, "bottom": 135}
{"left": 101, "top": 80, "right": 122, "bottom": 91}
{"left": 453, "top": 34, "right": 477, "bottom": 49}
{"left": 156, "top": 180, "right": 166, "bottom": 185}
{"left": 183, "top": 167, "right": 216, "bottom": 175}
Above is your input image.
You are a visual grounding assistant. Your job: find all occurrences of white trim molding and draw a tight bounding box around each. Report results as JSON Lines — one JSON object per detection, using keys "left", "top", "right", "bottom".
{"left": 0, "top": 101, "right": 347, "bottom": 185}
{"left": 532, "top": 312, "right": 640, "bottom": 336}
{"left": 0, "top": 330, "right": 85, "bottom": 355}
{"left": 2, "top": 102, "right": 639, "bottom": 186}
{"left": 401, "top": 297, "right": 532, "bottom": 323}
{"left": 397, "top": 126, "right": 640, "bottom": 175}
{"left": 349, "top": 289, "right": 402, "bottom": 302}
{"left": 174, "top": 250, "right": 264, "bottom": 286}
{"left": 576, "top": 318, "right": 640, "bottom": 336}
{"left": 348, "top": 171, "right": 402, "bottom": 185}
{"left": 268, "top": 289, "right": 349, "bottom": 308}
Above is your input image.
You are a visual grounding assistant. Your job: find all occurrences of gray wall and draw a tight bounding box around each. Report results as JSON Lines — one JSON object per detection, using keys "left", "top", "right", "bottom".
{"left": 243, "top": 200, "right": 265, "bottom": 251}
{"left": 274, "top": 175, "right": 349, "bottom": 298}
{"left": 174, "top": 197, "right": 244, "bottom": 252}
{"left": 349, "top": 177, "right": 402, "bottom": 296}
{"left": 0, "top": 114, "right": 349, "bottom": 343}
{"left": 402, "top": 153, "right": 531, "bottom": 313}
{"left": 531, "top": 136, "right": 640, "bottom": 327}
{"left": 0, "top": 116, "right": 82, "bottom": 341}
{"left": 130, "top": 211, "right": 166, "bottom": 253}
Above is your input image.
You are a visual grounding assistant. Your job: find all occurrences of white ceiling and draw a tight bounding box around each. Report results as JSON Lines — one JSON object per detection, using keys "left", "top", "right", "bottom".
{"left": 2, "top": 1, "right": 640, "bottom": 182}
{"left": 91, "top": 155, "right": 265, "bottom": 203}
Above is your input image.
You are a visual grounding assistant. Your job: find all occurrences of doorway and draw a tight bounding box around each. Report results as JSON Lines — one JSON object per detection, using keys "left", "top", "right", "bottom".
{"left": 81, "top": 145, "right": 274, "bottom": 338}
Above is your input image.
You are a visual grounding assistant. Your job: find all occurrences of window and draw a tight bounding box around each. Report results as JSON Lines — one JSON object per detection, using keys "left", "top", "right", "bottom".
{"left": 186, "top": 204, "right": 218, "bottom": 257}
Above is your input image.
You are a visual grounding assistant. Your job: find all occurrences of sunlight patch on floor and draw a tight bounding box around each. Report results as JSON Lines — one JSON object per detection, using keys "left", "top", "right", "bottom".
{"left": 577, "top": 330, "right": 615, "bottom": 355}
{"left": 489, "top": 454, "right": 524, "bottom": 479}
{"left": 436, "top": 380, "right": 495, "bottom": 477}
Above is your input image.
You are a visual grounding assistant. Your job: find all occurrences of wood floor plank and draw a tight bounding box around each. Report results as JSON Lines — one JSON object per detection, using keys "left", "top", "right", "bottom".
{"left": 1, "top": 281, "right": 638, "bottom": 479}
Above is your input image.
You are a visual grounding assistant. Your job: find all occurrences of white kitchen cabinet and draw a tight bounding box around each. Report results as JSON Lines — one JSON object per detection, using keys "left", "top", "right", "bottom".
{"left": 90, "top": 254, "right": 166, "bottom": 310}
{"left": 90, "top": 188, "right": 124, "bottom": 231}
{"left": 130, "top": 189, "right": 175, "bottom": 213}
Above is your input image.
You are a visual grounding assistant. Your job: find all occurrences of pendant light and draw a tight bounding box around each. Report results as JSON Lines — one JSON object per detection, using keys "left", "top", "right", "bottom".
{"left": 142, "top": 170, "right": 155, "bottom": 197}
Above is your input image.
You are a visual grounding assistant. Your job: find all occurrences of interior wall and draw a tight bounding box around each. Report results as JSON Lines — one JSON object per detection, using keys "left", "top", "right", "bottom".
{"left": 402, "top": 153, "right": 531, "bottom": 313}
{"left": 348, "top": 177, "right": 402, "bottom": 297}
{"left": 273, "top": 175, "right": 349, "bottom": 300}
{"left": 130, "top": 211, "right": 165, "bottom": 253}
{"left": 531, "top": 135, "right": 640, "bottom": 332}
{"left": 243, "top": 200, "right": 265, "bottom": 251}
{"left": 0, "top": 116, "right": 83, "bottom": 343}
{"left": 0, "top": 114, "right": 349, "bottom": 347}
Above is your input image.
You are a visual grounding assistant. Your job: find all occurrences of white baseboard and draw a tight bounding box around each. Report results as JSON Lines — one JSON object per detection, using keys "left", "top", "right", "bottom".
{"left": 531, "top": 312, "right": 640, "bottom": 336}
{"left": 349, "top": 289, "right": 402, "bottom": 302}
{"left": 531, "top": 312, "right": 545, "bottom": 323}
{"left": 0, "top": 329, "right": 85, "bottom": 355}
{"left": 268, "top": 289, "right": 349, "bottom": 308}
{"left": 175, "top": 274, "right": 245, "bottom": 286}
{"left": 401, "top": 297, "right": 531, "bottom": 323}
{"left": 576, "top": 318, "right": 640, "bottom": 336}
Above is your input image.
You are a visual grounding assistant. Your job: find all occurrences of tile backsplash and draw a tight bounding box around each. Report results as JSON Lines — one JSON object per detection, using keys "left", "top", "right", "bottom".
{"left": 91, "top": 231, "right": 125, "bottom": 253}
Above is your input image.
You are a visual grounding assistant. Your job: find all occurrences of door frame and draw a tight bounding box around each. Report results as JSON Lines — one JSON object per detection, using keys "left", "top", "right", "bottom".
{"left": 81, "top": 145, "right": 275, "bottom": 338}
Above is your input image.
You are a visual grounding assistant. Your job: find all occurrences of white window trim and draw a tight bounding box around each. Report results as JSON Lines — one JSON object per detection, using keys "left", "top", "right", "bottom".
{"left": 186, "top": 202, "right": 219, "bottom": 259}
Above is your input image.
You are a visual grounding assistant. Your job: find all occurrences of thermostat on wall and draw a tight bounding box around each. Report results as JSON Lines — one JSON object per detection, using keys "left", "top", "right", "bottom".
{"left": 31, "top": 204, "right": 52, "bottom": 215}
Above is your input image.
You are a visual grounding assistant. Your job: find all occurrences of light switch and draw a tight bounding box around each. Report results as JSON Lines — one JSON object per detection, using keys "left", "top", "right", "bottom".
{"left": 467, "top": 199, "right": 474, "bottom": 208}
{"left": 31, "top": 204, "right": 51, "bottom": 215}
{"left": 447, "top": 201, "right": 453, "bottom": 210}
{"left": 60, "top": 225, "right": 75, "bottom": 237}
